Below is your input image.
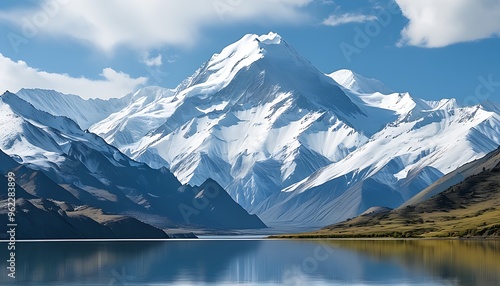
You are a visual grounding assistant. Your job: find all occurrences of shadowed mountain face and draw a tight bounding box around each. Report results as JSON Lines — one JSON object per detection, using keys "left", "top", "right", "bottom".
{"left": 0, "top": 92, "right": 266, "bottom": 239}
{"left": 0, "top": 197, "right": 169, "bottom": 239}
{"left": 0, "top": 157, "right": 169, "bottom": 239}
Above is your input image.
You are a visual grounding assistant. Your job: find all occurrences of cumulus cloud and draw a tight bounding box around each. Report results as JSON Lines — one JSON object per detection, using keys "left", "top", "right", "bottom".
{"left": 396, "top": 0, "right": 500, "bottom": 47}
{"left": 322, "top": 13, "right": 377, "bottom": 27}
{"left": 0, "top": 53, "right": 147, "bottom": 99}
{"left": 0, "top": 0, "right": 312, "bottom": 52}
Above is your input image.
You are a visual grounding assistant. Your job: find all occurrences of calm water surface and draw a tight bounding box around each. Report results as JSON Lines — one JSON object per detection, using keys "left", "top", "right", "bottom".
{"left": 0, "top": 239, "right": 499, "bottom": 285}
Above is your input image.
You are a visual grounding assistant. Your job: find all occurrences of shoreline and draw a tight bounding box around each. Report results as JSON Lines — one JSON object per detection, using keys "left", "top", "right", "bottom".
{"left": 1, "top": 236, "right": 499, "bottom": 243}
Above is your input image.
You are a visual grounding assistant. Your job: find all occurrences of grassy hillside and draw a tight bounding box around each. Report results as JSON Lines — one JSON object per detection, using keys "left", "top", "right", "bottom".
{"left": 271, "top": 160, "right": 500, "bottom": 239}
{"left": 402, "top": 146, "right": 500, "bottom": 207}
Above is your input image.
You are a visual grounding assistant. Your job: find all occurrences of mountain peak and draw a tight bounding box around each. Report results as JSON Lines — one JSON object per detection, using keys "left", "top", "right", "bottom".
{"left": 231, "top": 32, "right": 283, "bottom": 49}
{"left": 205, "top": 32, "right": 287, "bottom": 74}
{"left": 254, "top": 31, "right": 282, "bottom": 45}
{"left": 186, "top": 32, "right": 356, "bottom": 102}
{"left": 178, "top": 31, "right": 338, "bottom": 107}
{"left": 329, "top": 69, "right": 393, "bottom": 95}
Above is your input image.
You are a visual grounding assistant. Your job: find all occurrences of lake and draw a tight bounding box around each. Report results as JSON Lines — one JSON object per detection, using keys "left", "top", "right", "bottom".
{"left": 1, "top": 239, "right": 499, "bottom": 285}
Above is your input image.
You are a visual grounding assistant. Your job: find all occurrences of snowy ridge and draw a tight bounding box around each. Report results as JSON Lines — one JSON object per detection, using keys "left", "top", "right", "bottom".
{"left": 16, "top": 88, "right": 130, "bottom": 129}
{"left": 329, "top": 69, "right": 393, "bottom": 95}
{"left": 89, "top": 86, "right": 176, "bottom": 150}
{"left": 0, "top": 91, "right": 139, "bottom": 176}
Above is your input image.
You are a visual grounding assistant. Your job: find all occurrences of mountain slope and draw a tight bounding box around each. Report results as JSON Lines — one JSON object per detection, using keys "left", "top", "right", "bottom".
{"left": 402, "top": 146, "right": 500, "bottom": 207}
{"left": 257, "top": 95, "right": 500, "bottom": 227}
{"left": 0, "top": 91, "right": 266, "bottom": 233}
{"left": 0, "top": 149, "right": 169, "bottom": 239}
{"left": 273, "top": 146, "right": 500, "bottom": 238}
{"left": 89, "top": 86, "right": 176, "bottom": 148}
{"left": 15, "top": 88, "right": 131, "bottom": 129}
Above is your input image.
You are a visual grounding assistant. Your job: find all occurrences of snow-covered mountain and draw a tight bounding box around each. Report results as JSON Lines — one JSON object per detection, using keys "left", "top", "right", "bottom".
{"left": 0, "top": 91, "right": 265, "bottom": 231}
{"left": 254, "top": 80, "right": 500, "bottom": 226}
{"left": 328, "top": 69, "right": 393, "bottom": 95}
{"left": 15, "top": 88, "right": 131, "bottom": 129}
{"left": 14, "top": 32, "right": 500, "bottom": 228}
{"left": 89, "top": 32, "right": 375, "bottom": 209}
{"left": 90, "top": 86, "right": 176, "bottom": 150}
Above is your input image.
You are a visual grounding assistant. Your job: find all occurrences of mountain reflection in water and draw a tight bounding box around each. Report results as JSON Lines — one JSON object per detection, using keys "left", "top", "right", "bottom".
{"left": 0, "top": 239, "right": 498, "bottom": 285}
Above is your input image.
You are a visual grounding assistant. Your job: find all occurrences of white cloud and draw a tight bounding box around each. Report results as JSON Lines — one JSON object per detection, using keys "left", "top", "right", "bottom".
{"left": 396, "top": 0, "right": 500, "bottom": 48}
{"left": 142, "top": 52, "right": 162, "bottom": 67}
{"left": 0, "top": 53, "right": 147, "bottom": 99}
{"left": 322, "top": 13, "right": 377, "bottom": 27}
{"left": 0, "top": 0, "right": 312, "bottom": 52}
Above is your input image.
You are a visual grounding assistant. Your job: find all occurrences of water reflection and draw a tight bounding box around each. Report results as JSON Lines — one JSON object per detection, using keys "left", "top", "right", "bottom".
{"left": 0, "top": 239, "right": 498, "bottom": 285}
{"left": 327, "top": 240, "right": 500, "bottom": 286}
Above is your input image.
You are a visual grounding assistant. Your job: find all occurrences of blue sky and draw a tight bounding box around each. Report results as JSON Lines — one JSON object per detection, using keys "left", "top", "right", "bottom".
{"left": 0, "top": 0, "right": 499, "bottom": 103}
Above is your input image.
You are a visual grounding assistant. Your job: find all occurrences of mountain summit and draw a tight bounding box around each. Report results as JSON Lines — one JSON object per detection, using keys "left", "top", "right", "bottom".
{"left": 171, "top": 32, "right": 363, "bottom": 116}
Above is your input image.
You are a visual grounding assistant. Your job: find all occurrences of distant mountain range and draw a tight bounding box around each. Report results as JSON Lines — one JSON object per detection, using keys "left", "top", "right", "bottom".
{"left": 3, "top": 32, "right": 500, "bottom": 234}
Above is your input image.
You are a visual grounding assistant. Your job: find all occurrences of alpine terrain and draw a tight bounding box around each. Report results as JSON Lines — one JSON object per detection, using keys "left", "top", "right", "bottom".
{"left": 11, "top": 32, "right": 500, "bottom": 228}
{"left": 0, "top": 91, "right": 265, "bottom": 238}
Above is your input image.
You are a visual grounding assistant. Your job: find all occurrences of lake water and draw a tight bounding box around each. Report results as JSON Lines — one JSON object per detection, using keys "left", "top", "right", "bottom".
{"left": 1, "top": 239, "right": 499, "bottom": 285}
